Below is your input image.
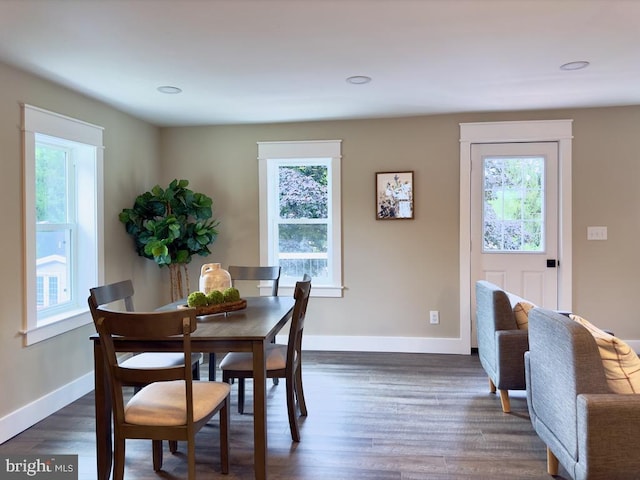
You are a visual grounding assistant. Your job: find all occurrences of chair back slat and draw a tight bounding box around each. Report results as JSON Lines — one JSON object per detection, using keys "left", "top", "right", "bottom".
{"left": 95, "top": 308, "right": 193, "bottom": 337}
{"left": 228, "top": 265, "right": 280, "bottom": 296}
{"left": 118, "top": 366, "right": 186, "bottom": 385}
{"left": 89, "top": 279, "right": 135, "bottom": 312}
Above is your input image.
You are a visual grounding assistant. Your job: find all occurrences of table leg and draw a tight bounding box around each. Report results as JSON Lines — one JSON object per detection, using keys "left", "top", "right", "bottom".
{"left": 94, "top": 341, "right": 112, "bottom": 480}
{"left": 252, "top": 340, "right": 268, "bottom": 480}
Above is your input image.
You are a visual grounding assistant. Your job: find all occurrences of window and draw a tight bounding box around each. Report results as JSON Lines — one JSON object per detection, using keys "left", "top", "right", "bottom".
{"left": 482, "top": 155, "right": 545, "bottom": 252}
{"left": 258, "top": 140, "right": 342, "bottom": 297}
{"left": 36, "top": 136, "right": 74, "bottom": 311}
{"left": 22, "top": 104, "right": 104, "bottom": 345}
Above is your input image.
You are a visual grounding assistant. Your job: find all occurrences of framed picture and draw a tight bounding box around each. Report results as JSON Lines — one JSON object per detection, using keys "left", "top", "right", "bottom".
{"left": 376, "top": 171, "right": 414, "bottom": 220}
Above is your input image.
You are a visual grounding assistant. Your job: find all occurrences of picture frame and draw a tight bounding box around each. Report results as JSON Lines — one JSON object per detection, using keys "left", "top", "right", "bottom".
{"left": 375, "top": 171, "right": 414, "bottom": 220}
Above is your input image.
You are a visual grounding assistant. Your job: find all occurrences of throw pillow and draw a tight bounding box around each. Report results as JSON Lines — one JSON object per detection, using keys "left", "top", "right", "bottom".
{"left": 513, "top": 301, "right": 535, "bottom": 330}
{"left": 570, "top": 314, "right": 640, "bottom": 394}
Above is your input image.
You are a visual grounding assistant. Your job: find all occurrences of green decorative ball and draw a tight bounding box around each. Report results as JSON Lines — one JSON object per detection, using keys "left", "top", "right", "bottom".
{"left": 223, "top": 287, "right": 241, "bottom": 303}
{"left": 206, "top": 290, "right": 225, "bottom": 305}
{"left": 187, "top": 291, "right": 208, "bottom": 307}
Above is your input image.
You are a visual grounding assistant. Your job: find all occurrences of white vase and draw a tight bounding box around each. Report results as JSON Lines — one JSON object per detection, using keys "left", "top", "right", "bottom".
{"left": 199, "top": 263, "right": 231, "bottom": 294}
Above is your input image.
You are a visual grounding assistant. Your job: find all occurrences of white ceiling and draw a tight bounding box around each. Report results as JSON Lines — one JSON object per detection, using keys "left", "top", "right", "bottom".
{"left": 0, "top": 0, "right": 638, "bottom": 127}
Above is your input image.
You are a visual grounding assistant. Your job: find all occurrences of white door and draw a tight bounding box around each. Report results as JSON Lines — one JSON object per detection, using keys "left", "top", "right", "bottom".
{"left": 471, "top": 142, "right": 559, "bottom": 310}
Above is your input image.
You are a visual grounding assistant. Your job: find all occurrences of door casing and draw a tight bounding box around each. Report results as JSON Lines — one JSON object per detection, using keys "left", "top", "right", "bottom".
{"left": 459, "top": 120, "right": 573, "bottom": 352}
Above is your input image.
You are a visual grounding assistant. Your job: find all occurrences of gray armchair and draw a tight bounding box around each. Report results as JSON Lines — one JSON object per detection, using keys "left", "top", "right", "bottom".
{"left": 525, "top": 308, "right": 640, "bottom": 480}
{"left": 475, "top": 280, "right": 529, "bottom": 413}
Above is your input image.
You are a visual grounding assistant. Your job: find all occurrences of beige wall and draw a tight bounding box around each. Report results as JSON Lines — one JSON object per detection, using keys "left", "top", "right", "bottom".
{"left": 568, "top": 106, "right": 640, "bottom": 338}
{"left": 159, "top": 119, "right": 462, "bottom": 340}
{"left": 2, "top": 57, "right": 640, "bottom": 434}
{"left": 160, "top": 107, "right": 640, "bottom": 343}
{"left": 0, "top": 61, "right": 163, "bottom": 421}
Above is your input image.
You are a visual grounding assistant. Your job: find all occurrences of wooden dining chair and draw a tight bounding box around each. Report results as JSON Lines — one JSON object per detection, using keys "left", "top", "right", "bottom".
{"left": 207, "top": 266, "right": 281, "bottom": 381}
{"left": 89, "top": 280, "right": 203, "bottom": 385}
{"left": 89, "top": 280, "right": 204, "bottom": 455}
{"left": 92, "top": 306, "right": 230, "bottom": 479}
{"left": 228, "top": 265, "right": 281, "bottom": 296}
{"left": 220, "top": 275, "right": 311, "bottom": 442}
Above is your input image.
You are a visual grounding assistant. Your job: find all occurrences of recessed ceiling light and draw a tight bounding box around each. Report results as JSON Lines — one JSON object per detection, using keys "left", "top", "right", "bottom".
{"left": 157, "top": 85, "right": 183, "bottom": 94}
{"left": 560, "top": 61, "right": 590, "bottom": 71}
{"left": 346, "top": 75, "right": 372, "bottom": 85}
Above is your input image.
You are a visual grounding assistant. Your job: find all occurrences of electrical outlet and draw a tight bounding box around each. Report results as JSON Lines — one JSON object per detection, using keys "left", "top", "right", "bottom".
{"left": 429, "top": 310, "right": 439, "bottom": 325}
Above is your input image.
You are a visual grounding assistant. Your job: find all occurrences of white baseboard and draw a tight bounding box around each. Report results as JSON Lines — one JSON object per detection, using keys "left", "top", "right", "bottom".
{"left": 289, "top": 334, "right": 640, "bottom": 355}
{"left": 275, "top": 334, "right": 471, "bottom": 355}
{"left": 0, "top": 371, "right": 94, "bottom": 444}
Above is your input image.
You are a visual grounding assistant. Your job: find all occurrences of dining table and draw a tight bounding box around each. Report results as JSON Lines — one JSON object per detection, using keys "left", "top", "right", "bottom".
{"left": 91, "top": 295, "right": 295, "bottom": 480}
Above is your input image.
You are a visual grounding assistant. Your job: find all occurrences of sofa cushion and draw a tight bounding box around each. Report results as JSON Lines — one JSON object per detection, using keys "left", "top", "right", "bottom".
{"left": 570, "top": 314, "right": 640, "bottom": 394}
{"left": 513, "top": 301, "right": 535, "bottom": 330}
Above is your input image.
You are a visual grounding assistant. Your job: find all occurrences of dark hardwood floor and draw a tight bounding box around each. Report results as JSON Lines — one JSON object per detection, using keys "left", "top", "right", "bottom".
{"left": 0, "top": 351, "right": 568, "bottom": 479}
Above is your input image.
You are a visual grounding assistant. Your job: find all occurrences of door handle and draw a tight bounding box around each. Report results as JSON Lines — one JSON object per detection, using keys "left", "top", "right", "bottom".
{"left": 546, "top": 259, "right": 559, "bottom": 268}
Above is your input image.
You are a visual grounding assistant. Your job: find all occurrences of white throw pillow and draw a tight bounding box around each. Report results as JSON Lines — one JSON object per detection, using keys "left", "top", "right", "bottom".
{"left": 570, "top": 314, "right": 640, "bottom": 394}
{"left": 513, "top": 301, "right": 535, "bottom": 330}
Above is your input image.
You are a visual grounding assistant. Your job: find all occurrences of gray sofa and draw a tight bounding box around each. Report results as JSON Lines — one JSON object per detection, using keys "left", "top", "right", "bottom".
{"left": 475, "top": 280, "right": 530, "bottom": 412}
{"left": 525, "top": 308, "right": 640, "bottom": 480}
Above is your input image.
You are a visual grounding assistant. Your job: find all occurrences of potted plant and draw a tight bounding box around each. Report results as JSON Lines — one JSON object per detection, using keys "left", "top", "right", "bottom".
{"left": 119, "top": 179, "right": 219, "bottom": 301}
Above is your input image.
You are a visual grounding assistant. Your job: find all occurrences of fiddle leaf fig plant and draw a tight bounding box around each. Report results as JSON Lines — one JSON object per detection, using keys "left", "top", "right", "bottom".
{"left": 119, "top": 179, "right": 219, "bottom": 301}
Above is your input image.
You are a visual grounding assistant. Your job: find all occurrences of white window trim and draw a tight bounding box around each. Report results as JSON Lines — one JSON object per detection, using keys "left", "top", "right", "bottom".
{"left": 21, "top": 104, "right": 105, "bottom": 345}
{"left": 258, "top": 140, "right": 343, "bottom": 298}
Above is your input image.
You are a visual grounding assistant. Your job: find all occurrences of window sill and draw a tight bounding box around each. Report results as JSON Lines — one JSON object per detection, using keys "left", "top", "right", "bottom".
{"left": 22, "top": 307, "right": 92, "bottom": 346}
{"left": 268, "top": 284, "right": 344, "bottom": 298}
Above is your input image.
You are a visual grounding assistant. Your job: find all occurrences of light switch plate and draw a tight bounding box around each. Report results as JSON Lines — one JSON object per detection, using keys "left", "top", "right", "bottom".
{"left": 587, "top": 226, "right": 607, "bottom": 241}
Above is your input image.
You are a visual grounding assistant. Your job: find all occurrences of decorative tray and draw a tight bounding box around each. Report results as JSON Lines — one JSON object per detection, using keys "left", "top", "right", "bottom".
{"left": 177, "top": 299, "right": 247, "bottom": 316}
